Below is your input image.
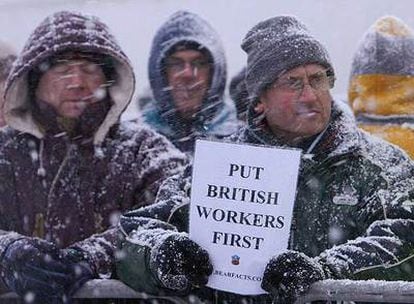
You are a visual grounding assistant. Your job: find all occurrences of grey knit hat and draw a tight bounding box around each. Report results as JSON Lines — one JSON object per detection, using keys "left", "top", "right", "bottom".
{"left": 241, "top": 15, "right": 334, "bottom": 101}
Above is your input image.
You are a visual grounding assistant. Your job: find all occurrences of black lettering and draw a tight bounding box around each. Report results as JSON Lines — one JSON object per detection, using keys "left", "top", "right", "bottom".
{"left": 252, "top": 214, "right": 263, "bottom": 227}
{"left": 256, "top": 191, "right": 266, "bottom": 203}
{"left": 254, "top": 167, "right": 265, "bottom": 180}
{"left": 238, "top": 212, "right": 252, "bottom": 225}
{"left": 196, "top": 205, "right": 212, "bottom": 219}
{"left": 207, "top": 184, "right": 218, "bottom": 198}
{"left": 264, "top": 215, "right": 276, "bottom": 228}
{"left": 231, "top": 187, "right": 238, "bottom": 200}
{"left": 253, "top": 236, "right": 265, "bottom": 250}
{"left": 229, "top": 164, "right": 239, "bottom": 177}
{"left": 219, "top": 186, "right": 230, "bottom": 199}
{"left": 249, "top": 189, "right": 256, "bottom": 203}
{"left": 267, "top": 192, "right": 279, "bottom": 205}
{"left": 226, "top": 210, "right": 238, "bottom": 223}
{"left": 230, "top": 233, "right": 242, "bottom": 247}
{"left": 242, "top": 235, "right": 252, "bottom": 248}
{"left": 240, "top": 165, "right": 250, "bottom": 178}
{"left": 276, "top": 216, "right": 285, "bottom": 228}
{"left": 239, "top": 188, "right": 249, "bottom": 201}
{"left": 212, "top": 231, "right": 223, "bottom": 244}
{"left": 212, "top": 209, "right": 225, "bottom": 221}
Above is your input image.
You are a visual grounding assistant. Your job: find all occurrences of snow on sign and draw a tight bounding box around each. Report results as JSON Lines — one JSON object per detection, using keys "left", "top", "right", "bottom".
{"left": 189, "top": 139, "right": 301, "bottom": 295}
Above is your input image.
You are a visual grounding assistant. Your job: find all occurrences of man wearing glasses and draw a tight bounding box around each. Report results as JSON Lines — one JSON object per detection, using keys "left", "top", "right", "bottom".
{"left": 118, "top": 16, "right": 414, "bottom": 304}
{"left": 141, "top": 10, "right": 240, "bottom": 153}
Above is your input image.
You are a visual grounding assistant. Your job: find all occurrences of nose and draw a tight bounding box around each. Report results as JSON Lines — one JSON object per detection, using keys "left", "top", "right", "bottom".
{"left": 298, "top": 83, "right": 317, "bottom": 102}
{"left": 66, "top": 66, "right": 85, "bottom": 90}
{"left": 180, "top": 62, "right": 196, "bottom": 78}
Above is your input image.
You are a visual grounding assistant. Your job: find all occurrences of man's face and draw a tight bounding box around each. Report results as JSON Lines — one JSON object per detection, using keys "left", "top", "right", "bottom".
{"left": 35, "top": 58, "right": 107, "bottom": 118}
{"left": 256, "top": 64, "right": 333, "bottom": 143}
{"left": 165, "top": 49, "right": 211, "bottom": 120}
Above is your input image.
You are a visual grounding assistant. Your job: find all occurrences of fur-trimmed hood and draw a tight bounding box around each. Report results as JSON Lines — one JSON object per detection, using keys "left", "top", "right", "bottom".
{"left": 4, "top": 11, "right": 135, "bottom": 145}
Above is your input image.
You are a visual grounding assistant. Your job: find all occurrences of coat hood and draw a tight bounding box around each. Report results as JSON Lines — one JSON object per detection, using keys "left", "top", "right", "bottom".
{"left": 148, "top": 10, "right": 227, "bottom": 128}
{"left": 4, "top": 11, "right": 135, "bottom": 145}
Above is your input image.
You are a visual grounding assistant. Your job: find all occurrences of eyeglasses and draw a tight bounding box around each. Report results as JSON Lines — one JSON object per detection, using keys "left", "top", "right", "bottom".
{"left": 272, "top": 70, "right": 334, "bottom": 94}
{"left": 165, "top": 58, "right": 210, "bottom": 73}
{"left": 50, "top": 60, "right": 104, "bottom": 75}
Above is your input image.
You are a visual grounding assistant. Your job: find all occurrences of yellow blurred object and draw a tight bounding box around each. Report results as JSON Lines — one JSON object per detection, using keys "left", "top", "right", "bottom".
{"left": 349, "top": 16, "right": 414, "bottom": 159}
{"left": 349, "top": 74, "right": 414, "bottom": 116}
{"left": 360, "top": 124, "right": 414, "bottom": 158}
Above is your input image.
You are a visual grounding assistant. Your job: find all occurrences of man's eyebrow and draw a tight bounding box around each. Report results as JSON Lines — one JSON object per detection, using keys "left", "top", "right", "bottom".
{"left": 282, "top": 75, "right": 302, "bottom": 81}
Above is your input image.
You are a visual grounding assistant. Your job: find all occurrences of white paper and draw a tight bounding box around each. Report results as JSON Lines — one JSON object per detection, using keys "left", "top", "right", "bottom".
{"left": 189, "top": 139, "right": 301, "bottom": 295}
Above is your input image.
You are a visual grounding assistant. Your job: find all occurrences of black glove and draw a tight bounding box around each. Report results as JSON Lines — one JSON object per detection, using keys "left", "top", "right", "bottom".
{"left": 0, "top": 237, "right": 72, "bottom": 303}
{"left": 60, "top": 247, "right": 96, "bottom": 297}
{"left": 261, "top": 250, "right": 329, "bottom": 304}
{"left": 150, "top": 233, "right": 213, "bottom": 293}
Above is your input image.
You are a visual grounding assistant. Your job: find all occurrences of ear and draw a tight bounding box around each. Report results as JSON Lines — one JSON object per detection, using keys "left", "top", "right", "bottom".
{"left": 254, "top": 101, "right": 266, "bottom": 114}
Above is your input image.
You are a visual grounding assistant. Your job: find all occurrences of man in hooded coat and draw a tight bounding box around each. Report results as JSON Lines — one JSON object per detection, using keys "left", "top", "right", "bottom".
{"left": 0, "top": 11, "right": 187, "bottom": 302}
{"left": 140, "top": 10, "right": 240, "bottom": 154}
{"left": 117, "top": 15, "right": 414, "bottom": 304}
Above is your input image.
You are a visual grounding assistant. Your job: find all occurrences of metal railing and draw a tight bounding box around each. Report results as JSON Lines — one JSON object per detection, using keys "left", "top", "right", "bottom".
{"left": 1, "top": 279, "right": 414, "bottom": 303}
{"left": 296, "top": 279, "right": 414, "bottom": 303}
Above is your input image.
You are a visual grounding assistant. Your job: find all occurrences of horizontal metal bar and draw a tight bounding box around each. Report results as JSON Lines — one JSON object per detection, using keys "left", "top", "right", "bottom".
{"left": 2, "top": 279, "right": 414, "bottom": 303}
{"left": 296, "top": 279, "right": 414, "bottom": 303}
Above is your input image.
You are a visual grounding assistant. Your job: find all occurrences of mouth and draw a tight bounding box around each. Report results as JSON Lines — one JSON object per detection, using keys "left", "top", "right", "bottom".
{"left": 173, "top": 80, "right": 205, "bottom": 91}
{"left": 296, "top": 109, "right": 320, "bottom": 116}
{"left": 173, "top": 87, "right": 204, "bottom": 100}
{"left": 295, "top": 104, "right": 321, "bottom": 116}
{"left": 64, "top": 99, "right": 89, "bottom": 111}
{"left": 65, "top": 93, "right": 98, "bottom": 104}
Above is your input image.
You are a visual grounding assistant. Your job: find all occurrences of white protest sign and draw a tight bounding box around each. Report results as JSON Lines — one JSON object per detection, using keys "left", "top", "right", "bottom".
{"left": 189, "top": 139, "right": 301, "bottom": 295}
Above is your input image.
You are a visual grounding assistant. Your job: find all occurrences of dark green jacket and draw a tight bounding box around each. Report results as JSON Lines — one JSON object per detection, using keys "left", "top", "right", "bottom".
{"left": 117, "top": 102, "right": 414, "bottom": 303}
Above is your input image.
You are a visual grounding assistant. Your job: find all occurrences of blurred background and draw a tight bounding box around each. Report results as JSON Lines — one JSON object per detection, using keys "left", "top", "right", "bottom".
{"left": 0, "top": 0, "right": 411, "bottom": 117}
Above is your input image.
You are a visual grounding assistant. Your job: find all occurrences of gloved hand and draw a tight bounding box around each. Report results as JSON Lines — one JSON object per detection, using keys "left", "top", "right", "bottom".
{"left": 0, "top": 237, "right": 72, "bottom": 302}
{"left": 60, "top": 247, "right": 96, "bottom": 296}
{"left": 261, "top": 250, "right": 329, "bottom": 304}
{"left": 150, "top": 233, "right": 213, "bottom": 293}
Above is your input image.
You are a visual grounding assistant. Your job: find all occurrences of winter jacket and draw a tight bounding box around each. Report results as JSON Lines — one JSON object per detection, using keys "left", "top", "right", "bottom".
{"left": 0, "top": 11, "right": 187, "bottom": 279}
{"left": 349, "top": 16, "right": 414, "bottom": 158}
{"left": 117, "top": 101, "right": 414, "bottom": 303}
{"left": 141, "top": 10, "right": 241, "bottom": 153}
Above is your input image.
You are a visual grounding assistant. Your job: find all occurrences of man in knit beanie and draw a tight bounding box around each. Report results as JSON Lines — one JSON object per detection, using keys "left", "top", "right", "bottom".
{"left": 349, "top": 15, "right": 414, "bottom": 158}
{"left": 117, "top": 15, "right": 414, "bottom": 304}
{"left": 238, "top": 15, "right": 414, "bottom": 303}
{"left": 242, "top": 15, "right": 336, "bottom": 147}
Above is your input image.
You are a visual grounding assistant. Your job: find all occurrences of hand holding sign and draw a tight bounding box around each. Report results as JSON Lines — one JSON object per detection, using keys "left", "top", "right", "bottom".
{"left": 150, "top": 233, "right": 213, "bottom": 292}
{"left": 262, "top": 250, "right": 329, "bottom": 303}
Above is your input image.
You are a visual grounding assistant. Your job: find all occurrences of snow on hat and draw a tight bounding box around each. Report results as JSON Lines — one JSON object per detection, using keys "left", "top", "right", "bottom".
{"left": 241, "top": 15, "right": 334, "bottom": 102}
{"left": 349, "top": 15, "right": 414, "bottom": 116}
